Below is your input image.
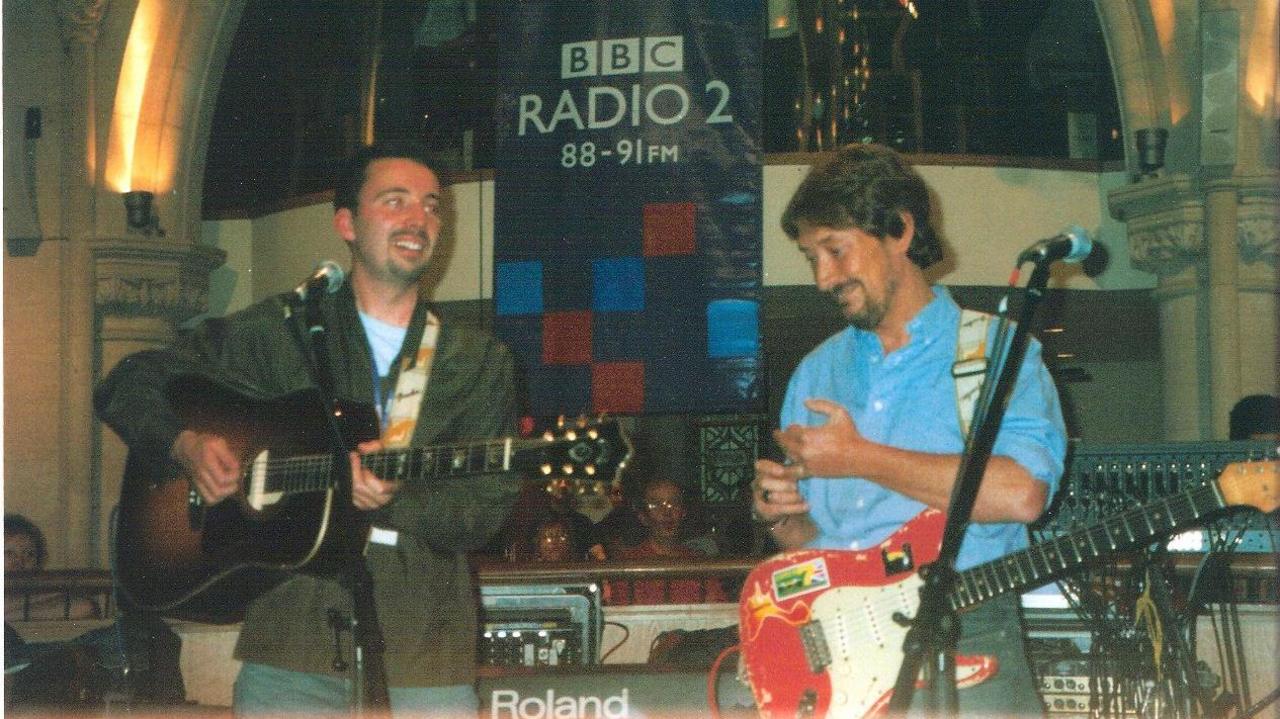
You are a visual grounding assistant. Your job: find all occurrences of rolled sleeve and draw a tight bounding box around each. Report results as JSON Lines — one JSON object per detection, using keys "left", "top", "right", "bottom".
{"left": 992, "top": 338, "right": 1068, "bottom": 507}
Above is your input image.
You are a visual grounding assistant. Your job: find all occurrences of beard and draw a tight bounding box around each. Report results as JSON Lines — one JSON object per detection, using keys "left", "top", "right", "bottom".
{"left": 834, "top": 276, "right": 896, "bottom": 331}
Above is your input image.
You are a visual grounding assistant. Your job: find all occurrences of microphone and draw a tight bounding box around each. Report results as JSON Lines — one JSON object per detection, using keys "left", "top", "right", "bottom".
{"left": 1016, "top": 226, "right": 1092, "bottom": 265}
{"left": 293, "top": 260, "right": 345, "bottom": 301}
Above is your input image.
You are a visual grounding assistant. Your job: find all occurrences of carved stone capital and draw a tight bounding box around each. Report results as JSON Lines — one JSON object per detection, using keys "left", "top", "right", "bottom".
{"left": 1126, "top": 216, "right": 1205, "bottom": 278}
{"left": 92, "top": 238, "right": 226, "bottom": 322}
{"left": 1109, "top": 173, "right": 1211, "bottom": 278}
{"left": 58, "top": 0, "right": 109, "bottom": 47}
{"left": 1237, "top": 173, "right": 1280, "bottom": 270}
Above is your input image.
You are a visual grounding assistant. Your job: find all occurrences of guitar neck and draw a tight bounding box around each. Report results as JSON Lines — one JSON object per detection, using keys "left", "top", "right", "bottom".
{"left": 263, "top": 437, "right": 549, "bottom": 494}
{"left": 950, "top": 480, "right": 1227, "bottom": 611}
{"left": 364, "top": 438, "right": 524, "bottom": 482}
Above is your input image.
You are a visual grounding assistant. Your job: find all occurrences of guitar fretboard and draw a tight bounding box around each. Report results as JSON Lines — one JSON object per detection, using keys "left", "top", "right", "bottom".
{"left": 256, "top": 438, "right": 537, "bottom": 495}
{"left": 951, "top": 480, "right": 1225, "bottom": 610}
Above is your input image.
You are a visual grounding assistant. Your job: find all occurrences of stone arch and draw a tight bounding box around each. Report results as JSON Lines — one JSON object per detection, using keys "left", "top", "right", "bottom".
{"left": 97, "top": 0, "right": 248, "bottom": 244}
{"left": 1093, "top": 0, "right": 1174, "bottom": 178}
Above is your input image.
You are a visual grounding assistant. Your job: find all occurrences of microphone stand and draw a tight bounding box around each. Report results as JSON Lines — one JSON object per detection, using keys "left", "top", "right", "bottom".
{"left": 284, "top": 289, "right": 391, "bottom": 717}
{"left": 886, "top": 257, "right": 1057, "bottom": 716}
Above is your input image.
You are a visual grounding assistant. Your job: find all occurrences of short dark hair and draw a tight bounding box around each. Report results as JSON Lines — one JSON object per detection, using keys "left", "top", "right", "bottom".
{"left": 1229, "top": 394, "right": 1280, "bottom": 440}
{"left": 5, "top": 513, "right": 47, "bottom": 570}
{"left": 332, "top": 141, "right": 437, "bottom": 213}
{"left": 781, "top": 143, "right": 943, "bottom": 269}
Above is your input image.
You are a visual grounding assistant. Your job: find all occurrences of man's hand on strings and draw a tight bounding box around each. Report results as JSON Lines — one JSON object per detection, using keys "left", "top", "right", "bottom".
{"left": 172, "top": 429, "right": 242, "bottom": 505}
{"left": 773, "top": 398, "right": 867, "bottom": 479}
{"left": 350, "top": 439, "right": 401, "bottom": 511}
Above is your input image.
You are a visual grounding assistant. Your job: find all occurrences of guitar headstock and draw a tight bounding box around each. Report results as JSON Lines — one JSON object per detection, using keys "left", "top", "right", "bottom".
{"left": 1218, "top": 459, "right": 1280, "bottom": 514}
{"left": 526, "top": 416, "right": 633, "bottom": 489}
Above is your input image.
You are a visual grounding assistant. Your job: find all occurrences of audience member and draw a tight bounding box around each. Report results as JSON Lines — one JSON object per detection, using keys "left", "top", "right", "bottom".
{"left": 5, "top": 514, "right": 45, "bottom": 574}
{"left": 604, "top": 478, "right": 728, "bottom": 605}
{"left": 517, "top": 514, "right": 600, "bottom": 563}
{"left": 1229, "top": 394, "right": 1280, "bottom": 441}
{"left": 493, "top": 480, "right": 601, "bottom": 562}
{"left": 4, "top": 514, "right": 99, "bottom": 622}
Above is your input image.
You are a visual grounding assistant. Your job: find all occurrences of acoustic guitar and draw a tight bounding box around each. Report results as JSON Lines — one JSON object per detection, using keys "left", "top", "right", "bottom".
{"left": 114, "top": 374, "right": 631, "bottom": 622}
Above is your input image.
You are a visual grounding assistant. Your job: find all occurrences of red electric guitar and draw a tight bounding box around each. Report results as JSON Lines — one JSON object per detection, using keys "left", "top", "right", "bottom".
{"left": 738, "top": 460, "right": 1278, "bottom": 719}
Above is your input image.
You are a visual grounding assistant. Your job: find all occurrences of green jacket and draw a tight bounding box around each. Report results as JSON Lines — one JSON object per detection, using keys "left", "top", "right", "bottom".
{"left": 94, "top": 284, "right": 521, "bottom": 686}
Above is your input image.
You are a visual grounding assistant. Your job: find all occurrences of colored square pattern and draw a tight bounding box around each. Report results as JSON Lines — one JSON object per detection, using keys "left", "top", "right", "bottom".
{"left": 592, "top": 362, "right": 645, "bottom": 414}
{"left": 707, "top": 298, "right": 759, "bottom": 358}
{"left": 592, "top": 257, "right": 645, "bottom": 312}
{"left": 542, "top": 311, "right": 592, "bottom": 365}
{"left": 493, "top": 11, "right": 762, "bottom": 415}
{"left": 495, "top": 261, "right": 543, "bottom": 316}
{"left": 643, "top": 202, "right": 696, "bottom": 256}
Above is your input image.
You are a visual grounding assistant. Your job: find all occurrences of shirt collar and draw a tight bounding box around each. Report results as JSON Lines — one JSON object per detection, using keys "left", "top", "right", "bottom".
{"left": 853, "top": 285, "right": 958, "bottom": 358}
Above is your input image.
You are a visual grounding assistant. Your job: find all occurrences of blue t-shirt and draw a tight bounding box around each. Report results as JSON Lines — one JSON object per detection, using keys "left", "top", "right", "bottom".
{"left": 359, "top": 311, "right": 408, "bottom": 378}
{"left": 782, "top": 286, "right": 1067, "bottom": 569}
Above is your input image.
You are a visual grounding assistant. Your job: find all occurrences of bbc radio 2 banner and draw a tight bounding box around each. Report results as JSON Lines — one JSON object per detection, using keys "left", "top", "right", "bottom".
{"left": 492, "top": 1, "right": 762, "bottom": 417}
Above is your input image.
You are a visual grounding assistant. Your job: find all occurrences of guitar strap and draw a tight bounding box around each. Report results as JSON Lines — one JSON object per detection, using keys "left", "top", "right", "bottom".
{"left": 952, "top": 308, "right": 993, "bottom": 437}
{"left": 367, "top": 311, "right": 440, "bottom": 549}
{"left": 381, "top": 311, "right": 441, "bottom": 448}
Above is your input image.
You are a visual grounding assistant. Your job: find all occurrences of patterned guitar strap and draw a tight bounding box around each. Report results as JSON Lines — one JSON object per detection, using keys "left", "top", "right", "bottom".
{"left": 952, "top": 308, "right": 993, "bottom": 437}
{"left": 366, "top": 311, "right": 441, "bottom": 549}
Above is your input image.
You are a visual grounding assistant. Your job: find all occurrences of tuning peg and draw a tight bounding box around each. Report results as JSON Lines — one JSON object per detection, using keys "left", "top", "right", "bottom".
{"left": 542, "top": 430, "right": 554, "bottom": 441}
{"left": 576, "top": 415, "right": 588, "bottom": 428}
{"left": 556, "top": 415, "right": 566, "bottom": 428}
{"left": 588, "top": 428, "right": 599, "bottom": 440}
{"left": 585, "top": 465, "right": 596, "bottom": 476}
{"left": 540, "top": 464, "right": 552, "bottom": 475}
{"left": 561, "top": 464, "right": 574, "bottom": 475}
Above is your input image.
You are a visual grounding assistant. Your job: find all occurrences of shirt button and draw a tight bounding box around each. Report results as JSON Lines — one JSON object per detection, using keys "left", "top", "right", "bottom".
{"left": 872, "top": 400, "right": 885, "bottom": 411}
{"left": 849, "top": 541, "right": 861, "bottom": 550}
{"left": 855, "top": 499, "right": 865, "bottom": 509}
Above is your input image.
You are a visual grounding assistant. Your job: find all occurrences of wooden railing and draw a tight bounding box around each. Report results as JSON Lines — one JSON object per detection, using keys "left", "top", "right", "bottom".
{"left": 4, "top": 552, "right": 1273, "bottom": 623}
{"left": 4, "top": 569, "right": 114, "bottom": 621}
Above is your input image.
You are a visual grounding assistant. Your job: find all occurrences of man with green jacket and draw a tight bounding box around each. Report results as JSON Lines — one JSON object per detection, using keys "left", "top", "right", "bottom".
{"left": 95, "top": 142, "right": 521, "bottom": 717}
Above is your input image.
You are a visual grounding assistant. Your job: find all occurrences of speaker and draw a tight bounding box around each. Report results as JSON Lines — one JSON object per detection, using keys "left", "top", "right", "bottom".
{"left": 1199, "top": 10, "right": 1239, "bottom": 169}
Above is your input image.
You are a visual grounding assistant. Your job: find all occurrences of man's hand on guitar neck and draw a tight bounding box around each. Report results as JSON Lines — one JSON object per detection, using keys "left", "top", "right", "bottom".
{"left": 172, "top": 429, "right": 242, "bottom": 504}
{"left": 350, "top": 439, "right": 401, "bottom": 511}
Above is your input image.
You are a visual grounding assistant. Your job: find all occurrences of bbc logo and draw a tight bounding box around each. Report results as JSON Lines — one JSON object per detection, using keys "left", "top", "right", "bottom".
{"left": 560, "top": 36, "right": 683, "bottom": 79}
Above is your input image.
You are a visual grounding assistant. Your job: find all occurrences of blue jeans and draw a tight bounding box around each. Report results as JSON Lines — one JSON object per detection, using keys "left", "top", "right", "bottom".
{"left": 234, "top": 662, "right": 478, "bottom": 719}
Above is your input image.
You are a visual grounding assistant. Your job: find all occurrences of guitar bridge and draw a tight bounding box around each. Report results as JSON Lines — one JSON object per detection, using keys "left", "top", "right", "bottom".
{"left": 799, "top": 620, "right": 831, "bottom": 673}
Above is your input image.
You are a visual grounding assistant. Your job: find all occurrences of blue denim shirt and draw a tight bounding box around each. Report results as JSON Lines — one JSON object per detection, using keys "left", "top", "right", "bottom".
{"left": 782, "top": 286, "right": 1067, "bottom": 569}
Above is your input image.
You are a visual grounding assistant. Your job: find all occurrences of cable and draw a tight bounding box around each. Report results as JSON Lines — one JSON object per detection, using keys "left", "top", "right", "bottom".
{"left": 598, "top": 621, "right": 628, "bottom": 664}
{"left": 706, "top": 642, "right": 740, "bottom": 719}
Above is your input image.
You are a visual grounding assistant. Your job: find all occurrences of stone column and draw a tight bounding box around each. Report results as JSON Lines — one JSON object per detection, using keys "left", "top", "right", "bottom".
{"left": 92, "top": 239, "right": 225, "bottom": 567}
{"left": 56, "top": 0, "right": 108, "bottom": 566}
{"left": 1105, "top": 1, "right": 1279, "bottom": 441}
{"left": 1203, "top": 178, "right": 1241, "bottom": 439}
{"left": 1234, "top": 174, "right": 1280, "bottom": 403}
{"left": 1111, "top": 173, "right": 1280, "bottom": 440}
{"left": 1109, "top": 175, "right": 1205, "bottom": 440}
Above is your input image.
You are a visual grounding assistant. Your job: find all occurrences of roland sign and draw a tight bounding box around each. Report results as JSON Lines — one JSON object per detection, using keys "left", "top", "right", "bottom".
{"left": 489, "top": 688, "right": 631, "bottom": 719}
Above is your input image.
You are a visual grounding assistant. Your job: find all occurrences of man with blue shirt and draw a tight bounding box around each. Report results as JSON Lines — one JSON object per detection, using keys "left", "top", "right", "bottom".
{"left": 751, "top": 143, "right": 1067, "bottom": 716}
